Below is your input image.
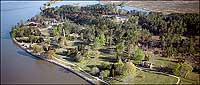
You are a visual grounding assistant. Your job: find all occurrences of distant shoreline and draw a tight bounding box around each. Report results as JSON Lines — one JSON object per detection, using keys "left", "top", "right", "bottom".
{"left": 100, "top": 1, "right": 199, "bottom": 14}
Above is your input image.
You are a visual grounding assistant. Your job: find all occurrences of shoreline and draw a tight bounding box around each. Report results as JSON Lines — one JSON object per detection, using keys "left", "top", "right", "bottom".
{"left": 10, "top": 33, "right": 108, "bottom": 85}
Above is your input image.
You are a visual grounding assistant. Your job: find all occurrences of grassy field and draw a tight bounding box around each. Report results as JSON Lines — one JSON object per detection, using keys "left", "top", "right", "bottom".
{"left": 100, "top": 1, "right": 199, "bottom": 14}
{"left": 110, "top": 69, "right": 177, "bottom": 84}
{"left": 180, "top": 72, "right": 200, "bottom": 84}
{"left": 133, "top": 70, "right": 177, "bottom": 84}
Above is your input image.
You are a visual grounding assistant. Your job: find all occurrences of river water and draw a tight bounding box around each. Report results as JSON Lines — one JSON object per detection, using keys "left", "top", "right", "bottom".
{"left": 0, "top": 1, "right": 99, "bottom": 84}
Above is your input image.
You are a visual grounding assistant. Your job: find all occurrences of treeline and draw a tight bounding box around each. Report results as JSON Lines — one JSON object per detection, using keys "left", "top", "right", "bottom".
{"left": 42, "top": 4, "right": 144, "bottom": 25}
{"left": 140, "top": 12, "right": 199, "bottom": 36}
{"left": 42, "top": 4, "right": 199, "bottom": 58}
{"left": 11, "top": 26, "right": 43, "bottom": 43}
{"left": 139, "top": 12, "right": 199, "bottom": 57}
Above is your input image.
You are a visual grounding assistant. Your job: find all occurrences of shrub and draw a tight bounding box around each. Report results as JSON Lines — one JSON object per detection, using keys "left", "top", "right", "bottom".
{"left": 47, "top": 50, "right": 55, "bottom": 59}
{"left": 85, "top": 50, "right": 100, "bottom": 58}
{"left": 94, "top": 34, "right": 106, "bottom": 48}
{"left": 12, "top": 26, "right": 41, "bottom": 37}
{"left": 115, "top": 42, "right": 125, "bottom": 54}
{"left": 122, "top": 61, "right": 137, "bottom": 76}
{"left": 102, "top": 70, "right": 110, "bottom": 78}
{"left": 100, "top": 62, "right": 111, "bottom": 70}
{"left": 32, "top": 44, "right": 43, "bottom": 53}
{"left": 115, "top": 59, "right": 124, "bottom": 75}
{"left": 173, "top": 63, "right": 193, "bottom": 78}
{"left": 29, "top": 35, "right": 39, "bottom": 43}
{"left": 90, "top": 67, "right": 100, "bottom": 76}
{"left": 177, "top": 58, "right": 185, "bottom": 63}
{"left": 16, "top": 37, "right": 30, "bottom": 43}
{"left": 132, "top": 48, "right": 145, "bottom": 61}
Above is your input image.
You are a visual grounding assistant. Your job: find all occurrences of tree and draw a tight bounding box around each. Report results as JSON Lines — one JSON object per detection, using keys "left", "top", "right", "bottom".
{"left": 132, "top": 48, "right": 145, "bottom": 61}
{"left": 32, "top": 44, "right": 43, "bottom": 54}
{"left": 168, "top": 19, "right": 187, "bottom": 34}
{"left": 188, "top": 37, "right": 195, "bottom": 55}
{"left": 29, "top": 35, "right": 38, "bottom": 43}
{"left": 83, "top": 25, "right": 95, "bottom": 42}
{"left": 11, "top": 26, "right": 20, "bottom": 38}
{"left": 85, "top": 50, "right": 100, "bottom": 59}
{"left": 127, "top": 43, "right": 134, "bottom": 58}
{"left": 122, "top": 61, "right": 136, "bottom": 76}
{"left": 164, "top": 46, "right": 177, "bottom": 58}
{"left": 94, "top": 34, "right": 106, "bottom": 49}
{"left": 173, "top": 63, "right": 193, "bottom": 78}
{"left": 115, "top": 42, "right": 125, "bottom": 54}
{"left": 58, "top": 36, "right": 66, "bottom": 47}
{"left": 115, "top": 59, "right": 124, "bottom": 75}
{"left": 52, "top": 26, "right": 62, "bottom": 36}
{"left": 90, "top": 67, "right": 100, "bottom": 76}
{"left": 128, "top": 16, "right": 139, "bottom": 24}
{"left": 108, "top": 29, "right": 113, "bottom": 47}
{"left": 102, "top": 70, "right": 110, "bottom": 78}
{"left": 115, "top": 42, "right": 125, "bottom": 61}
{"left": 100, "top": 25, "right": 108, "bottom": 34}
{"left": 100, "top": 62, "right": 111, "bottom": 70}
{"left": 127, "top": 30, "right": 139, "bottom": 46}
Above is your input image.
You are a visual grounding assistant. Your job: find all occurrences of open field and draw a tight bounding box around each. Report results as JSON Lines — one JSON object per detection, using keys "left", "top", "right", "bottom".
{"left": 100, "top": 1, "right": 199, "bottom": 14}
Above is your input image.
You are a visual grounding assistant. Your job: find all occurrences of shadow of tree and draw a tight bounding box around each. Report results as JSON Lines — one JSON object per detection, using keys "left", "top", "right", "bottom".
{"left": 63, "top": 56, "right": 75, "bottom": 62}
{"left": 99, "top": 56, "right": 117, "bottom": 63}
{"left": 17, "top": 50, "right": 39, "bottom": 60}
{"left": 72, "top": 42, "right": 83, "bottom": 46}
{"left": 157, "top": 58, "right": 178, "bottom": 63}
{"left": 56, "top": 51, "right": 68, "bottom": 56}
{"left": 98, "top": 48, "right": 115, "bottom": 54}
{"left": 153, "top": 66, "right": 173, "bottom": 74}
{"left": 87, "top": 65, "right": 97, "bottom": 69}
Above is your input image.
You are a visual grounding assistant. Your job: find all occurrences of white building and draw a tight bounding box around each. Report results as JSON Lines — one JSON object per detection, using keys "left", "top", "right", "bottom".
{"left": 103, "top": 15, "right": 128, "bottom": 23}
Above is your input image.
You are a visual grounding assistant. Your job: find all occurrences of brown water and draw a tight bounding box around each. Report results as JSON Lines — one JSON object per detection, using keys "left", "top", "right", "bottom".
{"left": 1, "top": 1, "right": 90, "bottom": 84}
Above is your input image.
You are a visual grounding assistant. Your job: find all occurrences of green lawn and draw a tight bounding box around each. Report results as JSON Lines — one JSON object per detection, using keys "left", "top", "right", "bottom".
{"left": 180, "top": 77, "right": 200, "bottom": 84}
{"left": 111, "top": 69, "right": 177, "bottom": 84}
{"left": 179, "top": 72, "right": 200, "bottom": 84}
{"left": 133, "top": 70, "right": 177, "bottom": 84}
{"left": 149, "top": 55, "right": 176, "bottom": 67}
